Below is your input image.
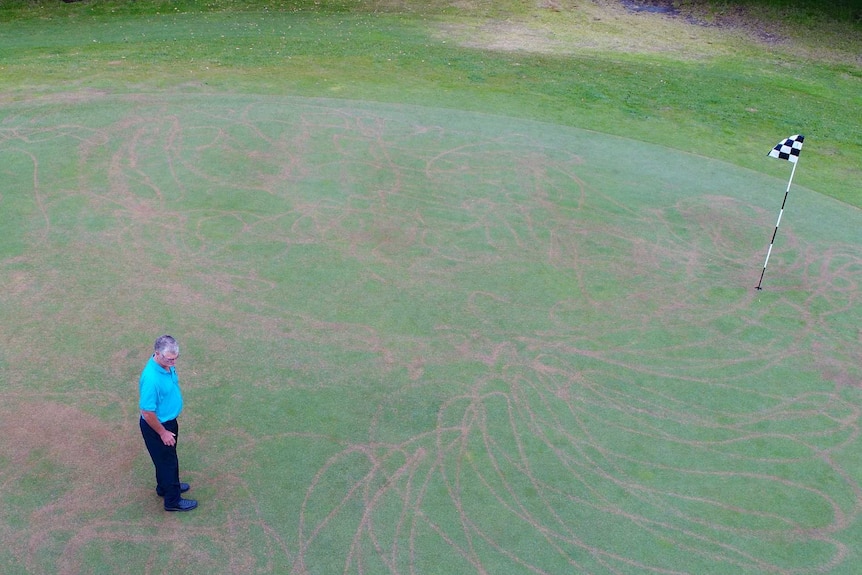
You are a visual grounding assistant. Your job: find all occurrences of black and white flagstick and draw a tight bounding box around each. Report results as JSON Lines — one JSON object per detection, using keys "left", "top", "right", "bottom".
{"left": 756, "top": 134, "right": 804, "bottom": 291}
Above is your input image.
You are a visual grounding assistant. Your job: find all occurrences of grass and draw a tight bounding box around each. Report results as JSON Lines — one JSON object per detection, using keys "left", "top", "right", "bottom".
{"left": 679, "top": 0, "right": 862, "bottom": 24}
{"left": 0, "top": 0, "right": 860, "bottom": 205}
{"left": 1, "top": 2, "right": 862, "bottom": 574}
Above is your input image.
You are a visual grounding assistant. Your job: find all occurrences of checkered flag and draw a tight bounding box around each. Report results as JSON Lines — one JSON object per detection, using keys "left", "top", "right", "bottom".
{"left": 756, "top": 134, "right": 805, "bottom": 289}
{"left": 768, "top": 134, "right": 804, "bottom": 163}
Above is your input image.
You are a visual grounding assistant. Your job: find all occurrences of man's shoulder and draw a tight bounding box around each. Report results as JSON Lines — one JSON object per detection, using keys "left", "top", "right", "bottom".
{"left": 140, "top": 356, "right": 165, "bottom": 382}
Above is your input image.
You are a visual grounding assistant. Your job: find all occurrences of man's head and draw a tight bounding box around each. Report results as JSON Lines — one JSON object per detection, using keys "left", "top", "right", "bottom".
{"left": 154, "top": 334, "right": 180, "bottom": 369}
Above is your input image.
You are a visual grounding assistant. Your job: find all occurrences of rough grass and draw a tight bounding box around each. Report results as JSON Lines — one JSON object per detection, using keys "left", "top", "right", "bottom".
{"left": 0, "top": 1, "right": 858, "bottom": 209}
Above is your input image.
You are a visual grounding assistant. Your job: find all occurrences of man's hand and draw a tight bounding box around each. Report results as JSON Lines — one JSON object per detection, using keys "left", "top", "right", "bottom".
{"left": 160, "top": 430, "right": 177, "bottom": 446}
{"left": 142, "top": 410, "right": 177, "bottom": 446}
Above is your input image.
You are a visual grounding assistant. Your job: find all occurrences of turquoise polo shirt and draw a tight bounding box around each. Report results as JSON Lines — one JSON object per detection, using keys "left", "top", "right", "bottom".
{"left": 139, "top": 355, "right": 184, "bottom": 423}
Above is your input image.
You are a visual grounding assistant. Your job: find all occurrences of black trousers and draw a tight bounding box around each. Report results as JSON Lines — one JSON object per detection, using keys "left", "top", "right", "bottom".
{"left": 140, "top": 417, "right": 181, "bottom": 507}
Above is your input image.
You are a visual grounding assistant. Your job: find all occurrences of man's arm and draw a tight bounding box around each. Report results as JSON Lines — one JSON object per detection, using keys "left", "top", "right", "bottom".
{"left": 141, "top": 410, "right": 176, "bottom": 446}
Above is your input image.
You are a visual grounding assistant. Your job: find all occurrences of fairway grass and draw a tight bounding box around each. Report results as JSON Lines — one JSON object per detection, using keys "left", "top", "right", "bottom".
{"left": 1, "top": 3, "right": 861, "bottom": 574}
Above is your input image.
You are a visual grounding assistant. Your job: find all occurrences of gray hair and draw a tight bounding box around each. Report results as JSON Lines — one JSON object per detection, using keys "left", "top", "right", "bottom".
{"left": 154, "top": 334, "right": 179, "bottom": 355}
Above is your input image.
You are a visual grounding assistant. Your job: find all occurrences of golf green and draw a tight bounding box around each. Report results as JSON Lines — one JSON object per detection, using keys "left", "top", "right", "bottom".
{"left": 1, "top": 92, "right": 860, "bottom": 574}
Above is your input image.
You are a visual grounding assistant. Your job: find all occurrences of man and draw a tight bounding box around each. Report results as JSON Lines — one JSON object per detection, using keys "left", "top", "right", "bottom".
{"left": 139, "top": 334, "right": 198, "bottom": 512}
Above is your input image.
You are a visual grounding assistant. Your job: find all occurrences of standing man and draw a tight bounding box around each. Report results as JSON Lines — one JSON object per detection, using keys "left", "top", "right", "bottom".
{"left": 139, "top": 334, "right": 198, "bottom": 512}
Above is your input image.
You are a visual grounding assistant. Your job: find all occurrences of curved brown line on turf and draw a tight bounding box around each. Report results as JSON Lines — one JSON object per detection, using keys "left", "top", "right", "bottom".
{"left": 1, "top": 97, "right": 861, "bottom": 574}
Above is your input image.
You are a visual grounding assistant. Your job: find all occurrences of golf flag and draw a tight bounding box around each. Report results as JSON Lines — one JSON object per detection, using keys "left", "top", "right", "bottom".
{"left": 768, "top": 134, "right": 804, "bottom": 163}
{"left": 756, "top": 134, "right": 805, "bottom": 290}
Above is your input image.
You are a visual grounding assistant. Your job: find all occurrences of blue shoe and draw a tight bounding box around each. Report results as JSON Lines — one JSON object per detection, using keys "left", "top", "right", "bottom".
{"left": 156, "top": 482, "right": 190, "bottom": 496}
{"left": 164, "top": 498, "right": 198, "bottom": 512}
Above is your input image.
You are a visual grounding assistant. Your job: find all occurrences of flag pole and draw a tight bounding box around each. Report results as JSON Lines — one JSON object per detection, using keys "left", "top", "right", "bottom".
{"left": 755, "top": 159, "right": 798, "bottom": 290}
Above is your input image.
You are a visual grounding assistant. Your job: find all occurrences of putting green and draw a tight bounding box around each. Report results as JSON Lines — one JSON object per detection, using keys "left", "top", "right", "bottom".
{"left": 0, "top": 93, "right": 860, "bottom": 574}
